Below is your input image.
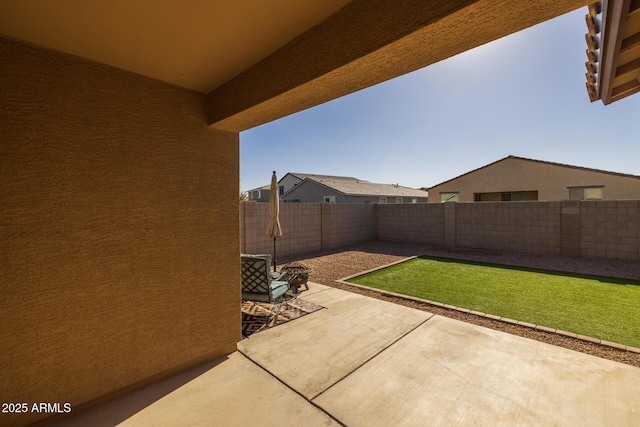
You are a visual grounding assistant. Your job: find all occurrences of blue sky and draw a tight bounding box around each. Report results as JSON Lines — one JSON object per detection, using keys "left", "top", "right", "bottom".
{"left": 240, "top": 8, "right": 639, "bottom": 193}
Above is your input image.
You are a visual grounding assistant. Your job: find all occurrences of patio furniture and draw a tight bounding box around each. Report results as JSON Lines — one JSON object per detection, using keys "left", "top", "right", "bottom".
{"left": 280, "top": 262, "right": 312, "bottom": 293}
{"left": 241, "top": 254, "right": 291, "bottom": 322}
{"left": 247, "top": 254, "right": 285, "bottom": 280}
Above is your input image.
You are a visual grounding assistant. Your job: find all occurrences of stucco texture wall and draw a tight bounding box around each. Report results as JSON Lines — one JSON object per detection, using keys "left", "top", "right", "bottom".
{"left": 282, "top": 180, "right": 425, "bottom": 204}
{"left": 0, "top": 37, "right": 240, "bottom": 426}
{"left": 282, "top": 181, "right": 348, "bottom": 203}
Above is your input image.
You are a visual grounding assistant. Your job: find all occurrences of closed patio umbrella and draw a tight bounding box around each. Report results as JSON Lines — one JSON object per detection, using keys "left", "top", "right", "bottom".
{"left": 266, "top": 171, "right": 282, "bottom": 271}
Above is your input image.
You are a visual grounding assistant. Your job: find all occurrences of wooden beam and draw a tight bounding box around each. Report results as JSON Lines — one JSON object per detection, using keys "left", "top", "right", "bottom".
{"left": 586, "top": 33, "right": 599, "bottom": 50}
{"left": 587, "top": 82, "right": 599, "bottom": 101}
{"left": 611, "top": 79, "right": 640, "bottom": 99}
{"left": 586, "top": 48, "right": 599, "bottom": 62}
{"left": 598, "top": 0, "right": 632, "bottom": 103}
{"left": 589, "top": 2, "right": 603, "bottom": 16}
{"left": 615, "top": 56, "right": 640, "bottom": 77}
{"left": 586, "top": 13, "right": 601, "bottom": 36}
{"left": 206, "top": 0, "right": 591, "bottom": 131}
{"left": 621, "top": 32, "right": 640, "bottom": 53}
{"left": 630, "top": 0, "right": 640, "bottom": 14}
{"left": 586, "top": 71, "right": 597, "bottom": 84}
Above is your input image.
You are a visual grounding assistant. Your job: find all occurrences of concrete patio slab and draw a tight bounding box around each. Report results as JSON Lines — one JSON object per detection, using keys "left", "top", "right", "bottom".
{"left": 238, "top": 283, "right": 433, "bottom": 399}
{"left": 296, "top": 281, "right": 332, "bottom": 297}
{"left": 53, "top": 283, "right": 640, "bottom": 426}
{"left": 314, "top": 315, "right": 640, "bottom": 426}
{"left": 54, "top": 352, "right": 339, "bottom": 427}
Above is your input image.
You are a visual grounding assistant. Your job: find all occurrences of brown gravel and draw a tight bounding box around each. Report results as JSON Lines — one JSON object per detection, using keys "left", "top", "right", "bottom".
{"left": 278, "top": 241, "right": 640, "bottom": 368}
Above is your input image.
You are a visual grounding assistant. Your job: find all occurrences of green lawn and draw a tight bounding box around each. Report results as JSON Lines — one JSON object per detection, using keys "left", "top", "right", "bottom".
{"left": 348, "top": 257, "right": 640, "bottom": 348}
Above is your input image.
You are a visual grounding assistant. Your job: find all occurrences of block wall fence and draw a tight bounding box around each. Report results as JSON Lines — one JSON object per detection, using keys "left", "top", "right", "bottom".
{"left": 240, "top": 202, "right": 374, "bottom": 258}
{"left": 240, "top": 200, "right": 640, "bottom": 262}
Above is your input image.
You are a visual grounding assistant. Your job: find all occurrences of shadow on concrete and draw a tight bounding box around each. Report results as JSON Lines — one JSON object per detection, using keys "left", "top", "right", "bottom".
{"left": 45, "top": 356, "right": 229, "bottom": 427}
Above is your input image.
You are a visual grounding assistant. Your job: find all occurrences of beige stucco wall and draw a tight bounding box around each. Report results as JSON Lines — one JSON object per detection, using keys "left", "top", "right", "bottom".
{"left": 429, "top": 157, "right": 640, "bottom": 202}
{"left": 1, "top": 37, "right": 240, "bottom": 426}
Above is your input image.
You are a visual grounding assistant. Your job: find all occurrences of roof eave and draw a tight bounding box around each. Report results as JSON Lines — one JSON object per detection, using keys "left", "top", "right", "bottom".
{"left": 592, "top": 0, "right": 640, "bottom": 104}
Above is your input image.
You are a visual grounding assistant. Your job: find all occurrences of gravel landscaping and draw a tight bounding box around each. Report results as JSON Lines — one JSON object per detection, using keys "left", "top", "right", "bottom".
{"left": 279, "top": 240, "right": 640, "bottom": 367}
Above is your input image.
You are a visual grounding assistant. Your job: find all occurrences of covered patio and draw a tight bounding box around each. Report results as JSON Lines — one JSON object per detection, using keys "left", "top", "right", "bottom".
{"left": 3, "top": 1, "right": 639, "bottom": 425}
{"left": 56, "top": 281, "right": 640, "bottom": 426}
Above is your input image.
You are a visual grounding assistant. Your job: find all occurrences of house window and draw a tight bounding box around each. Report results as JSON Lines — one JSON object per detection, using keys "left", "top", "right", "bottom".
{"left": 324, "top": 196, "right": 336, "bottom": 203}
{"left": 250, "top": 190, "right": 260, "bottom": 200}
{"left": 279, "top": 186, "right": 284, "bottom": 196}
{"left": 501, "top": 192, "right": 524, "bottom": 202}
{"left": 440, "top": 192, "right": 459, "bottom": 203}
{"left": 568, "top": 186, "right": 603, "bottom": 200}
{"left": 411, "top": 198, "right": 417, "bottom": 204}
{"left": 475, "top": 191, "right": 534, "bottom": 202}
{"left": 379, "top": 197, "right": 387, "bottom": 204}
{"left": 396, "top": 198, "right": 403, "bottom": 204}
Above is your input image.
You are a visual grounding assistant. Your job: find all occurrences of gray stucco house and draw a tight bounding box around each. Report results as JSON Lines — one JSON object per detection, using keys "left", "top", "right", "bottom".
{"left": 247, "top": 184, "right": 271, "bottom": 202}
{"left": 281, "top": 176, "right": 428, "bottom": 203}
{"left": 279, "top": 172, "right": 360, "bottom": 197}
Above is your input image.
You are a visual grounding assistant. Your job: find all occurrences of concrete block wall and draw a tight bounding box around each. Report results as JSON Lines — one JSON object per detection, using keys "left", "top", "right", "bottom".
{"left": 579, "top": 200, "right": 640, "bottom": 260}
{"left": 321, "top": 203, "right": 375, "bottom": 250}
{"left": 561, "top": 200, "right": 580, "bottom": 257}
{"left": 280, "top": 204, "right": 323, "bottom": 256}
{"left": 241, "top": 202, "right": 322, "bottom": 258}
{"left": 444, "top": 203, "right": 456, "bottom": 248}
{"left": 427, "top": 204, "right": 446, "bottom": 246}
{"left": 240, "top": 202, "right": 374, "bottom": 260}
{"left": 456, "top": 202, "right": 562, "bottom": 255}
{"left": 241, "top": 200, "right": 639, "bottom": 263}
{"left": 376, "top": 204, "right": 445, "bottom": 246}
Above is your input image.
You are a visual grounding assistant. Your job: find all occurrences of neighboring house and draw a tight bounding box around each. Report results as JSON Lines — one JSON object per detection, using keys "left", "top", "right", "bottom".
{"left": 247, "top": 173, "right": 358, "bottom": 202}
{"left": 281, "top": 176, "right": 428, "bottom": 204}
{"left": 428, "top": 155, "right": 640, "bottom": 203}
{"left": 279, "top": 172, "right": 360, "bottom": 197}
{"left": 247, "top": 184, "right": 271, "bottom": 202}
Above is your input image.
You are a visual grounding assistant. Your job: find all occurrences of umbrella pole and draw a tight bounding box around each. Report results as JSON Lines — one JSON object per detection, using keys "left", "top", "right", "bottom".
{"left": 273, "top": 237, "right": 277, "bottom": 272}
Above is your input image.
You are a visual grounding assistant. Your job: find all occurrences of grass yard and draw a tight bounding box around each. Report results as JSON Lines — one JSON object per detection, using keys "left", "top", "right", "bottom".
{"left": 348, "top": 257, "right": 640, "bottom": 348}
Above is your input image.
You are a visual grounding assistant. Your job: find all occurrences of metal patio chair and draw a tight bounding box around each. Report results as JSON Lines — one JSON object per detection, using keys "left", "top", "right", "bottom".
{"left": 241, "top": 254, "right": 291, "bottom": 323}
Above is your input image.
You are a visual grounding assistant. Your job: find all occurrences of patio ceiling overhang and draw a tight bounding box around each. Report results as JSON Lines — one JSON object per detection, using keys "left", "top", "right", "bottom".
{"left": 586, "top": 0, "right": 640, "bottom": 103}
{"left": 206, "top": 0, "right": 591, "bottom": 132}
{"left": 0, "top": 0, "right": 352, "bottom": 95}
{"left": 1, "top": 0, "right": 596, "bottom": 132}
